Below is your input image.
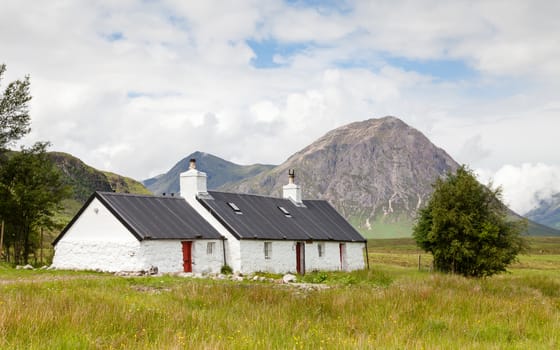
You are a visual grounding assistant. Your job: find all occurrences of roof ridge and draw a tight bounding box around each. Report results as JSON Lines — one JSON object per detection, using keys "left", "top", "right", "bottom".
{"left": 208, "top": 190, "right": 330, "bottom": 204}
{"left": 97, "top": 191, "right": 183, "bottom": 200}
{"left": 208, "top": 190, "right": 284, "bottom": 200}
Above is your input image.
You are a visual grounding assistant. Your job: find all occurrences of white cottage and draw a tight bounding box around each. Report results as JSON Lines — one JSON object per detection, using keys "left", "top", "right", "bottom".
{"left": 51, "top": 192, "right": 225, "bottom": 273}
{"left": 52, "top": 160, "right": 367, "bottom": 274}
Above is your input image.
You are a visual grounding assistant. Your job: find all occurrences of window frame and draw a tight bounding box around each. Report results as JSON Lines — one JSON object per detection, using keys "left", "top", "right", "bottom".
{"left": 227, "top": 202, "right": 243, "bottom": 214}
{"left": 206, "top": 242, "right": 215, "bottom": 255}
{"left": 317, "top": 242, "right": 325, "bottom": 257}
{"left": 264, "top": 241, "right": 272, "bottom": 260}
{"left": 277, "top": 206, "right": 292, "bottom": 217}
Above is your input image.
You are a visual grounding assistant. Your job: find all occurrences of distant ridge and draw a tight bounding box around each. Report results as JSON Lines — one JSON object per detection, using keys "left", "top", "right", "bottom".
{"left": 525, "top": 193, "right": 560, "bottom": 230}
{"left": 142, "top": 151, "right": 275, "bottom": 195}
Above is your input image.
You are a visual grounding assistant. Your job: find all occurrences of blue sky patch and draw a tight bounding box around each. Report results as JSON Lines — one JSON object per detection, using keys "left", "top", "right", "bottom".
{"left": 385, "top": 56, "right": 477, "bottom": 81}
{"left": 284, "top": 0, "right": 353, "bottom": 15}
{"left": 103, "top": 32, "right": 125, "bottom": 42}
{"left": 127, "top": 91, "right": 147, "bottom": 99}
{"left": 247, "top": 39, "right": 310, "bottom": 68}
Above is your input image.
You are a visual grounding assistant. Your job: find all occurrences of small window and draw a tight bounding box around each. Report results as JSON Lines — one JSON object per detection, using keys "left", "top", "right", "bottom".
{"left": 264, "top": 242, "right": 272, "bottom": 260}
{"left": 278, "top": 206, "right": 292, "bottom": 217}
{"left": 227, "top": 202, "right": 243, "bottom": 214}
{"left": 207, "top": 242, "right": 215, "bottom": 255}
{"left": 318, "top": 243, "right": 325, "bottom": 257}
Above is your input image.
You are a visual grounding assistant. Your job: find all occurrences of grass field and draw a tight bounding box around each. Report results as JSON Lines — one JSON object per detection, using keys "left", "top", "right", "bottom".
{"left": 1, "top": 237, "right": 559, "bottom": 349}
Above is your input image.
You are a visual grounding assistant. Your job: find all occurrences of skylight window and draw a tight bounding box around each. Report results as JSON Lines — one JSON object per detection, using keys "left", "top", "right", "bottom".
{"left": 278, "top": 206, "right": 292, "bottom": 217}
{"left": 227, "top": 202, "right": 243, "bottom": 214}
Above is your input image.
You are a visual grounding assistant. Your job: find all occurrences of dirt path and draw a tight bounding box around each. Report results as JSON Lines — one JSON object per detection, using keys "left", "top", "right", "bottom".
{"left": 0, "top": 273, "right": 109, "bottom": 285}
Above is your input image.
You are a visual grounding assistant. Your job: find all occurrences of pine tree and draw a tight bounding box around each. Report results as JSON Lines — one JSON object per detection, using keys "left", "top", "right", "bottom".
{"left": 0, "top": 63, "right": 31, "bottom": 151}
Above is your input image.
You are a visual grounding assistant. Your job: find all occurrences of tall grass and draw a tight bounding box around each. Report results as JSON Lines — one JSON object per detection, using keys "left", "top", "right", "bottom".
{"left": 1, "top": 267, "right": 559, "bottom": 349}
{"left": 1, "top": 238, "right": 559, "bottom": 349}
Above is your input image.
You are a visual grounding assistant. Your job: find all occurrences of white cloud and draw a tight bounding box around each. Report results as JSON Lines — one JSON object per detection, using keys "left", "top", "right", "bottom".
{"left": 0, "top": 0, "right": 557, "bottom": 187}
{"left": 477, "top": 164, "right": 560, "bottom": 215}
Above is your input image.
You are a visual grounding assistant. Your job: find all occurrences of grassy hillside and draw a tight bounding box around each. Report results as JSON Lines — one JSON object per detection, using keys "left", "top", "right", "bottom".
{"left": 524, "top": 219, "right": 560, "bottom": 236}
{"left": 351, "top": 215, "right": 414, "bottom": 239}
{"left": 42, "top": 152, "right": 151, "bottom": 249}
{"left": 356, "top": 214, "right": 560, "bottom": 239}
{"left": 1, "top": 237, "right": 559, "bottom": 349}
{"left": 103, "top": 171, "right": 152, "bottom": 196}
{"left": 49, "top": 152, "right": 150, "bottom": 202}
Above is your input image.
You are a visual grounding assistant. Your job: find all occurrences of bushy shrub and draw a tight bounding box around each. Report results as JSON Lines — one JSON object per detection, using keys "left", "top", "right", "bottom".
{"left": 220, "top": 265, "right": 233, "bottom": 275}
{"left": 413, "top": 165, "right": 527, "bottom": 277}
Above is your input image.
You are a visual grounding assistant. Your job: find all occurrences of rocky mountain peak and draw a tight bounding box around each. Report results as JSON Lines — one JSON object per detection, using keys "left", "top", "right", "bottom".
{"left": 222, "top": 116, "right": 459, "bottom": 237}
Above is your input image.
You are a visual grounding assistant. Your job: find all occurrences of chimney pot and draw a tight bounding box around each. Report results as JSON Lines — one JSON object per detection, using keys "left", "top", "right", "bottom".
{"left": 283, "top": 169, "right": 302, "bottom": 204}
{"left": 288, "top": 169, "right": 295, "bottom": 184}
{"left": 180, "top": 158, "right": 208, "bottom": 202}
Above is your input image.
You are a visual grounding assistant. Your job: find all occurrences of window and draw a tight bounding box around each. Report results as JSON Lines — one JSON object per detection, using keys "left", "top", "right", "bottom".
{"left": 277, "top": 206, "right": 292, "bottom": 217}
{"left": 317, "top": 243, "right": 325, "bottom": 257}
{"left": 264, "top": 242, "right": 272, "bottom": 260}
{"left": 207, "top": 242, "right": 215, "bottom": 255}
{"left": 227, "top": 202, "right": 243, "bottom": 214}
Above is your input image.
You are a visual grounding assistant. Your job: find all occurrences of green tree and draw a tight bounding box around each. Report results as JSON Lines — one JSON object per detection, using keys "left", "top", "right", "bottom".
{"left": 0, "top": 142, "right": 71, "bottom": 264}
{"left": 0, "top": 63, "right": 31, "bottom": 151}
{"left": 413, "top": 165, "right": 527, "bottom": 277}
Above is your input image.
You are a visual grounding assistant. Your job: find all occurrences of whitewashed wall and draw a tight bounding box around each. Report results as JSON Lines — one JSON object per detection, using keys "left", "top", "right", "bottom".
{"left": 238, "top": 240, "right": 366, "bottom": 274}
{"left": 296, "top": 241, "right": 366, "bottom": 272}
{"left": 52, "top": 198, "right": 144, "bottom": 271}
{"left": 239, "top": 240, "right": 296, "bottom": 274}
{"left": 344, "top": 242, "right": 367, "bottom": 271}
{"left": 139, "top": 240, "right": 181, "bottom": 273}
{"left": 191, "top": 240, "right": 224, "bottom": 274}
{"left": 140, "top": 240, "right": 223, "bottom": 274}
{"left": 304, "top": 242, "right": 342, "bottom": 271}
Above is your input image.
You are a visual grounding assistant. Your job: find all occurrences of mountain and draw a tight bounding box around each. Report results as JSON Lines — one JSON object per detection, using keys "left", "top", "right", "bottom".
{"left": 143, "top": 151, "right": 275, "bottom": 195}
{"left": 525, "top": 193, "right": 560, "bottom": 230}
{"left": 221, "top": 117, "right": 459, "bottom": 238}
{"left": 49, "top": 152, "right": 151, "bottom": 202}
{"left": 48, "top": 152, "right": 151, "bottom": 222}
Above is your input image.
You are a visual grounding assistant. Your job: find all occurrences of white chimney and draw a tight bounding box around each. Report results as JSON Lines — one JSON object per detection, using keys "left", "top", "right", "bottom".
{"left": 282, "top": 169, "right": 302, "bottom": 204}
{"left": 180, "top": 159, "right": 208, "bottom": 201}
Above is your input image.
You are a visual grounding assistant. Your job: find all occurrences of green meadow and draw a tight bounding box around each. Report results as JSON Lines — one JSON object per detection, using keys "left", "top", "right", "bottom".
{"left": 1, "top": 237, "right": 559, "bottom": 349}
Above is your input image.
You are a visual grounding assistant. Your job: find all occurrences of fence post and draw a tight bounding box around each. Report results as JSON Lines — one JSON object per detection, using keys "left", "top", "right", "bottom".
{"left": 40, "top": 227, "right": 43, "bottom": 264}
{"left": 0, "top": 220, "right": 4, "bottom": 260}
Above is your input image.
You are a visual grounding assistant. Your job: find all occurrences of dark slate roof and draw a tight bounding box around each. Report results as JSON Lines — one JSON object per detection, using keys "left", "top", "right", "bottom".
{"left": 53, "top": 192, "right": 223, "bottom": 245}
{"left": 198, "top": 191, "right": 366, "bottom": 242}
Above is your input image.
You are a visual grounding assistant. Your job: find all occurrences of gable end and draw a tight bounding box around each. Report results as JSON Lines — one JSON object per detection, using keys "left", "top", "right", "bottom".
{"left": 52, "top": 192, "right": 143, "bottom": 246}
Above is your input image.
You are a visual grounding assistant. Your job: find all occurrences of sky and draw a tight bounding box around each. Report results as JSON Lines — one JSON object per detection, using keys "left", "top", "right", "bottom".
{"left": 1, "top": 0, "right": 559, "bottom": 215}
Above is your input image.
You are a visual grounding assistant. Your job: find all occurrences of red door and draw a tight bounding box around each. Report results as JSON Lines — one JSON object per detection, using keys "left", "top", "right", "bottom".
{"left": 339, "top": 243, "right": 346, "bottom": 271}
{"left": 182, "top": 241, "right": 193, "bottom": 272}
{"left": 296, "top": 242, "right": 305, "bottom": 275}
